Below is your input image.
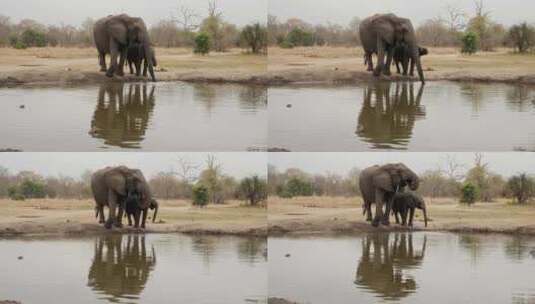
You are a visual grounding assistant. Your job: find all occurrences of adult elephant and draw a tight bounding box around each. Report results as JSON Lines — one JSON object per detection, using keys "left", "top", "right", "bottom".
{"left": 93, "top": 14, "right": 156, "bottom": 81}
{"left": 359, "top": 14, "right": 425, "bottom": 83}
{"left": 91, "top": 166, "right": 158, "bottom": 229}
{"left": 359, "top": 163, "right": 419, "bottom": 227}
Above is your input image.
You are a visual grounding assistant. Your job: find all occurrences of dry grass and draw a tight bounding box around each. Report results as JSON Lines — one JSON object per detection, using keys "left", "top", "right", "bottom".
{"left": 0, "top": 198, "right": 266, "bottom": 236}
{"left": 268, "top": 196, "right": 535, "bottom": 235}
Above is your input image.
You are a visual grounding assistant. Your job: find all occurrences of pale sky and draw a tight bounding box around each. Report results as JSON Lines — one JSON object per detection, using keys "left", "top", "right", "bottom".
{"left": 269, "top": 0, "right": 535, "bottom": 27}
{"left": 0, "top": 152, "right": 267, "bottom": 179}
{"left": 1, "top": 0, "right": 267, "bottom": 27}
{"left": 269, "top": 152, "right": 535, "bottom": 178}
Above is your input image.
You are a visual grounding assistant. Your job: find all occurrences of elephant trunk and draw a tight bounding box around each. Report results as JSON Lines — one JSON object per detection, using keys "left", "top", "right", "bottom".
{"left": 152, "top": 201, "right": 158, "bottom": 223}
{"left": 413, "top": 47, "right": 425, "bottom": 84}
{"left": 144, "top": 43, "right": 156, "bottom": 82}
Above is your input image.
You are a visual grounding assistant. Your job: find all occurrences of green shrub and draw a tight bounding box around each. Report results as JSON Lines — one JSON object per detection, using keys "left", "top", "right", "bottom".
{"left": 460, "top": 183, "right": 478, "bottom": 205}
{"left": 286, "top": 28, "right": 315, "bottom": 47}
{"left": 240, "top": 23, "right": 267, "bottom": 54}
{"left": 279, "top": 40, "right": 294, "bottom": 49}
{"left": 192, "top": 184, "right": 209, "bottom": 207}
{"left": 20, "top": 179, "right": 46, "bottom": 199}
{"left": 277, "top": 177, "right": 314, "bottom": 198}
{"left": 20, "top": 29, "right": 47, "bottom": 47}
{"left": 461, "top": 32, "right": 479, "bottom": 55}
{"left": 14, "top": 41, "right": 27, "bottom": 49}
{"left": 194, "top": 32, "right": 211, "bottom": 55}
{"left": 238, "top": 175, "right": 267, "bottom": 205}
{"left": 506, "top": 173, "right": 535, "bottom": 204}
{"left": 8, "top": 186, "right": 25, "bottom": 201}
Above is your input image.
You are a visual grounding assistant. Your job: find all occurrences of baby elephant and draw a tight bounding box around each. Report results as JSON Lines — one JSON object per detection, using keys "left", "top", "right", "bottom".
{"left": 124, "top": 192, "right": 159, "bottom": 229}
{"left": 391, "top": 191, "right": 428, "bottom": 227}
{"left": 126, "top": 43, "right": 158, "bottom": 77}
{"left": 393, "top": 44, "right": 428, "bottom": 76}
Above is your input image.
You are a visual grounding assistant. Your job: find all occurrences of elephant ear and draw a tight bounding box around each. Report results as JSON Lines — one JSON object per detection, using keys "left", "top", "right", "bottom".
{"left": 381, "top": 164, "right": 403, "bottom": 191}
{"left": 104, "top": 15, "right": 129, "bottom": 45}
{"left": 372, "top": 169, "right": 396, "bottom": 193}
{"left": 371, "top": 16, "right": 396, "bottom": 45}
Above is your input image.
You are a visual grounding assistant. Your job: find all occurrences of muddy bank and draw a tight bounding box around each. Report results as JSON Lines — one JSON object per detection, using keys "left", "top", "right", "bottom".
{"left": 269, "top": 197, "right": 535, "bottom": 237}
{"left": 268, "top": 298, "right": 300, "bottom": 304}
{"left": 0, "top": 199, "right": 266, "bottom": 238}
{"left": 0, "top": 301, "right": 21, "bottom": 304}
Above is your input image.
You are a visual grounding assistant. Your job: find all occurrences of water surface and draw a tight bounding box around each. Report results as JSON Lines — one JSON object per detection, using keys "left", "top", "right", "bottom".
{"left": 269, "top": 81, "right": 535, "bottom": 151}
{"left": 0, "top": 234, "right": 267, "bottom": 303}
{"left": 0, "top": 82, "right": 267, "bottom": 151}
{"left": 269, "top": 232, "right": 535, "bottom": 304}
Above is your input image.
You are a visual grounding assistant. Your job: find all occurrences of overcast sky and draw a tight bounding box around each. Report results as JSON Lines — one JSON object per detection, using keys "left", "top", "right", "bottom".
{"left": 1, "top": 0, "right": 267, "bottom": 27}
{"left": 0, "top": 152, "right": 267, "bottom": 179}
{"left": 269, "top": 153, "right": 535, "bottom": 177}
{"left": 269, "top": 0, "right": 534, "bottom": 26}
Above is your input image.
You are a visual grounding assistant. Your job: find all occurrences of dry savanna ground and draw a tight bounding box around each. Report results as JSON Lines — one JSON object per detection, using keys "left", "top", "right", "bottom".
{"left": 0, "top": 47, "right": 267, "bottom": 86}
{"left": 0, "top": 198, "right": 266, "bottom": 237}
{"left": 267, "top": 46, "right": 535, "bottom": 84}
{"left": 268, "top": 196, "right": 535, "bottom": 236}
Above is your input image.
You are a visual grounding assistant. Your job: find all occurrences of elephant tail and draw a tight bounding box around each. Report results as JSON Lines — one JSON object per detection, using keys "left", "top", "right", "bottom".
{"left": 94, "top": 206, "right": 99, "bottom": 218}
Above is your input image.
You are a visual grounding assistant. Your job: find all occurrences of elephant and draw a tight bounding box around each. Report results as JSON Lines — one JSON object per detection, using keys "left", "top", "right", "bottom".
{"left": 359, "top": 163, "right": 419, "bottom": 227}
{"left": 89, "top": 83, "right": 156, "bottom": 148}
{"left": 124, "top": 194, "right": 159, "bottom": 229}
{"left": 93, "top": 14, "right": 156, "bottom": 81}
{"left": 126, "top": 43, "right": 158, "bottom": 77}
{"left": 393, "top": 44, "right": 428, "bottom": 76}
{"left": 87, "top": 234, "right": 156, "bottom": 301}
{"left": 391, "top": 191, "right": 428, "bottom": 227}
{"left": 359, "top": 14, "right": 425, "bottom": 83}
{"left": 356, "top": 82, "right": 426, "bottom": 149}
{"left": 91, "top": 166, "right": 158, "bottom": 229}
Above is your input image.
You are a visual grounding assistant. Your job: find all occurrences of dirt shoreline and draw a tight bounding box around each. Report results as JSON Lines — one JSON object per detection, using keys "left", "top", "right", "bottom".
{"left": 2, "top": 46, "right": 535, "bottom": 87}
{"left": 0, "top": 199, "right": 267, "bottom": 238}
{"left": 269, "top": 197, "right": 535, "bottom": 237}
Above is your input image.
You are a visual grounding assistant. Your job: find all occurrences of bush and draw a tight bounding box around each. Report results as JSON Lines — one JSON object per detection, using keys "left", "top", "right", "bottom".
{"left": 8, "top": 186, "right": 25, "bottom": 201}
{"left": 461, "top": 32, "right": 479, "bottom": 54}
{"left": 194, "top": 32, "right": 211, "bottom": 55}
{"left": 192, "top": 184, "right": 209, "bottom": 207}
{"left": 507, "top": 22, "right": 535, "bottom": 53}
{"left": 238, "top": 176, "right": 267, "bottom": 205}
{"left": 506, "top": 173, "right": 535, "bottom": 204}
{"left": 240, "top": 23, "right": 267, "bottom": 54}
{"left": 286, "top": 28, "right": 315, "bottom": 47}
{"left": 460, "top": 183, "right": 478, "bottom": 205}
{"left": 20, "top": 179, "right": 46, "bottom": 199}
{"left": 20, "top": 29, "right": 47, "bottom": 47}
{"left": 279, "top": 40, "right": 294, "bottom": 49}
{"left": 14, "top": 41, "right": 27, "bottom": 49}
{"left": 277, "top": 177, "right": 314, "bottom": 198}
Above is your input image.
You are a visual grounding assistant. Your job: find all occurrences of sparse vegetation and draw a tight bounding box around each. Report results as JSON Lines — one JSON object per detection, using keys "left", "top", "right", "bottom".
{"left": 192, "top": 184, "right": 209, "bottom": 207}
{"left": 506, "top": 173, "right": 535, "bottom": 204}
{"left": 238, "top": 175, "right": 267, "bottom": 205}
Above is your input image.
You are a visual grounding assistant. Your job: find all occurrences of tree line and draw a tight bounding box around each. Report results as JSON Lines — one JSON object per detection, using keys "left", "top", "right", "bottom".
{"left": 268, "top": 1, "right": 535, "bottom": 54}
{"left": 0, "top": 1, "right": 267, "bottom": 54}
{"left": 269, "top": 154, "right": 535, "bottom": 205}
{"left": 0, "top": 156, "right": 267, "bottom": 206}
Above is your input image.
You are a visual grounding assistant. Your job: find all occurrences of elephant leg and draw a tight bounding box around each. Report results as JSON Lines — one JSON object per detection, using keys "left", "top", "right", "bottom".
{"left": 401, "top": 209, "right": 408, "bottom": 226}
{"left": 395, "top": 60, "right": 401, "bottom": 74}
{"left": 117, "top": 49, "right": 126, "bottom": 77}
{"left": 136, "top": 61, "right": 142, "bottom": 77}
{"left": 99, "top": 52, "right": 107, "bottom": 72}
{"left": 141, "top": 209, "right": 148, "bottom": 229}
{"left": 98, "top": 205, "right": 105, "bottom": 223}
{"left": 127, "top": 213, "right": 133, "bottom": 226}
{"left": 142, "top": 60, "right": 148, "bottom": 77}
{"left": 394, "top": 210, "right": 400, "bottom": 224}
{"left": 366, "top": 53, "right": 374, "bottom": 71}
{"left": 409, "top": 58, "right": 415, "bottom": 76}
{"left": 383, "top": 49, "right": 393, "bottom": 76}
{"left": 382, "top": 196, "right": 392, "bottom": 226}
{"left": 366, "top": 203, "right": 373, "bottom": 222}
{"left": 106, "top": 39, "right": 120, "bottom": 78}
{"left": 134, "top": 210, "right": 141, "bottom": 228}
{"left": 129, "top": 61, "right": 134, "bottom": 75}
{"left": 374, "top": 39, "right": 386, "bottom": 77}
{"left": 372, "top": 190, "right": 384, "bottom": 227}
{"left": 105, "top": 191, "right": 118, "bottom": 229}
{"left": 408, "top": 208, "right": 415, "bottom": 227}
{"left": 115, "top": 200, "right": 124, "bottom": 228}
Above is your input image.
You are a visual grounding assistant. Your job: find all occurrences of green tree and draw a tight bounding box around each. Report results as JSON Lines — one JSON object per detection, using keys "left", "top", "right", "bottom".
{"left": 20, "top": 179, "right": 46, "bottom": 198}
{"left": 286, "top": 28, "right": 315, "bottom": 47}
{"left": 506, "top": 173, "right": 534, "bottom": 204}
{"left": 20, "top": 29, "right": 47, "bottom": 47}
{"left": 194, "top": 32, "right": 211, "bottom": 55}
{"left": 239, "top": 175, "right": 267, "bottom": 206}
{"left": 460, "top": 183, "right": 477, "bottom": 205}
{"left": 192, "top": 184, "right": 209, "bottom": 207}
{"left": 284, "top": 176, "right": 314, "bottom": 197}
{"left": 461, "top": 31, "right": 479, "bottom": 54}
{"left": 240, "top": 23, "right": 267, "bottom": 54}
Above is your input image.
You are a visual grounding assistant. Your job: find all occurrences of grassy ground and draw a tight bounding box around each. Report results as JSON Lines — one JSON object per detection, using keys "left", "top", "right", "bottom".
{"left": 268, "top": 196, "right": 535, "bottom": 236}
{"left": 267, "top": 46, "right": 535, "bottom": 84}
{"left": 0, "top": 47, "right": 267, "bottom": 86}
{"left": 0, "top": 198, "right": 266, "bottom": 237}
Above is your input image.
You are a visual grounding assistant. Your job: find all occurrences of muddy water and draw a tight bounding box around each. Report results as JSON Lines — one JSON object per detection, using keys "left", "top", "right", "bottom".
{"left": 0, "top": 234, "right": 267, "bottom": 304}
{"left": 269, "top": 232, "right": 535, "bottom": 304}
{"left": 0, "top": 82, "right": 267, "bottom": 151}
{"left": 269, "top": 81, "right": 535, "bottom": 151}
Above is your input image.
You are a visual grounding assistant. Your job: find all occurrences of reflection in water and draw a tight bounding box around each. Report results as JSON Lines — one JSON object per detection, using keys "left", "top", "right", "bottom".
{"left": 87, "top": 234, "right": 156, "bottom": 303}
{"left": 90, "top": 83, "right": 156, "bottom": 148}
{"left": 237, "top": 237, "right": 268, "bottom": 264}
{"left": 355, "top": 233, "right": 426, "bottom": 301}
{"left": 356, "top": 82, "right": 425, "bottom": 150}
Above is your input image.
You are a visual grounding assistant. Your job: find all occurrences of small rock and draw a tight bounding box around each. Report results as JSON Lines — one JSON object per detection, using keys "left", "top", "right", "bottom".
{"left": 17, "top": 256, "right": 23, "bottom": 260}
{"left": 285, "top": 253, "right": 291, "bottom": 258}
{"left": 65, "top": 67, "right": 72, "bottom": 71}
{"left": 286, "top": 104, "right": 292, "bottom": 108}
{"left": 66, "top": 219, "right": 70, "bottom": 223}
{"left": 334, "top": 67, "right": 339, "bottom": 71}
{"left": 19, "top": 105, "right": 25, "bottom": 109}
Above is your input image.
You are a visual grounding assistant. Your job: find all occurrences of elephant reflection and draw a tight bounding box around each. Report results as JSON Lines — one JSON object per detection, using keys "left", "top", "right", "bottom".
{"left": 87, "top": 234, "right": 156, "bottom": 301}
{"left": 89, "top": 83, "right": 156, "bottom": 148}
{"left": 236, "top": 237, "right": 268, "bottom": 263}
{"left": 355, "top": 233, "right": 426, "bottom": 301}
{"left": 356, "top": 82, "right": 425, "bottom": 149}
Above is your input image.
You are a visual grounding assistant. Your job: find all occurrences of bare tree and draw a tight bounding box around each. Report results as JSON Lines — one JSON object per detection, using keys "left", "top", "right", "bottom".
{"left": 443, "top": 4, "right": 467, "bottom": 31}
{"left": 176, "top": 157, "right": 199, "bottom": 183}
{"left": 173, "top": 5, "right": 200, "bottom": 32}
{"left": 441, "top": 155, "right": 466, "bottom": 181}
